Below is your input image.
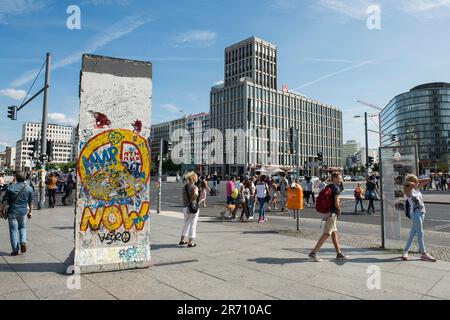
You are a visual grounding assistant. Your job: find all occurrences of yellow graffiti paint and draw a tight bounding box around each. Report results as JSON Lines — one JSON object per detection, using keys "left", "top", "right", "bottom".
{"left": 78, "top": 129, "right": 150, "bottom": 201}
{"left": 80, "top": 201, "right": 150, "bottom": 232}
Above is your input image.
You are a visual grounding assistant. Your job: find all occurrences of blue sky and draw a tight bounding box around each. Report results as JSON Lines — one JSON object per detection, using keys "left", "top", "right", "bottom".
{"left": 1, "top": 0, "right": 450, "bottom": 152}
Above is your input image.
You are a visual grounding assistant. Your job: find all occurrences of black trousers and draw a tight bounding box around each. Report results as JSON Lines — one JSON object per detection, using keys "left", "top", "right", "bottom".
{"left": 62, "top": 183, "right": 74, "bottom": 204}
{"left": 48, "top": 189, "right": 56, "bottom": 208}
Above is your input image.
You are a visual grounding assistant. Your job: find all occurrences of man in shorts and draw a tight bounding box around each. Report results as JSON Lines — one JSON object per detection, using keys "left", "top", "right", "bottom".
{"left": 308, "top": 172, "right": 349, "bottom": 262}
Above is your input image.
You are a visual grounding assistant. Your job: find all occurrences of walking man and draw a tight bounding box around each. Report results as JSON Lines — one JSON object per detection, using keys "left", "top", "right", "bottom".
{"left": 309, "top": 172, "right": 349, "bottom": 262}
{"left": 1, "top": 172, "right": 34, "bottom": 256}
{"left": 62, "top": 169, "right": 75, "bottom": 206}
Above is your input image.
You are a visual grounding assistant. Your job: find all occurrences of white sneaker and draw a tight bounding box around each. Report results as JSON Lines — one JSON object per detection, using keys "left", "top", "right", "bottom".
{"left": 248, "top": 216, "right": 255, "bottom": 220}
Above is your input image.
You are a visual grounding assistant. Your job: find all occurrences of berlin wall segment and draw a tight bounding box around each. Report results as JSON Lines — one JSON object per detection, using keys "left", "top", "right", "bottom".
{"left": 74, "top": 54, "right": 153, "bottom": 274}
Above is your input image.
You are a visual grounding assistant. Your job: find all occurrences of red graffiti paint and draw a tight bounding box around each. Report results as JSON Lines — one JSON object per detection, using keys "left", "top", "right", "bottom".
{"left": 132, "top": 120, "right": 142, "bottom": 134}
{"left": 90, "top": 111, "right": 111, "bottom": 128}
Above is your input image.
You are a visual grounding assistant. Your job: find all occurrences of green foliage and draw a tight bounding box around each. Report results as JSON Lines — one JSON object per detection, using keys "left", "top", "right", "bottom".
{"left": 46, "top": 162, "right": 77, "bottom": 173}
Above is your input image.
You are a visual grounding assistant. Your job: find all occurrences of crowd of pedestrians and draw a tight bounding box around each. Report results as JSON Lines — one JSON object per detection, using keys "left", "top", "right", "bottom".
{"left": 179, "top": 170, "right": 438, "bottom": 263}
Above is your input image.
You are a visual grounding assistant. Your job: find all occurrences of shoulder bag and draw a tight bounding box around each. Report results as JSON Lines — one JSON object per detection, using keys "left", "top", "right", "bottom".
{"left": 184, "top": 184, "right": 199, "bottom": 214}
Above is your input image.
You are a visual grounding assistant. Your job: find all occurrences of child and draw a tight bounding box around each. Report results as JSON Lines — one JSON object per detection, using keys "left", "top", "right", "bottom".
{"left": 354, "top": 183, "right": 364, "bottom": 213}
{"left": 402, "top": 175, "right": 437, "bottom": 262}
{"left": 198, "top": 180, "right": 211, "bottom": 208}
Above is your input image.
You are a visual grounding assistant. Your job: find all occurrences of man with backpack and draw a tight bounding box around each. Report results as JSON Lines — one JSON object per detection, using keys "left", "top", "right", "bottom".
{"left": 309, "top": 172, "right": 349, "bottom": 262}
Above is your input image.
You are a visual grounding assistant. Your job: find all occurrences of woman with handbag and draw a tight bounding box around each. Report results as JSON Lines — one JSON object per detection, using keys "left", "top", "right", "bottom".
{"left": 179, "top": 172, "right": 200, "bottom": 248}
{"left": 1, "top": 172, "right": 34, "bottom": 256}
{"left": 255, "top": 175, "right": 270, "bottom": 224}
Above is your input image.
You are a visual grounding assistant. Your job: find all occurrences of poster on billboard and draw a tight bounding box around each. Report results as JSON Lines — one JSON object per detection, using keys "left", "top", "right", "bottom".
{"left": 379, "top": 145, "right": 418, "bottom": 250}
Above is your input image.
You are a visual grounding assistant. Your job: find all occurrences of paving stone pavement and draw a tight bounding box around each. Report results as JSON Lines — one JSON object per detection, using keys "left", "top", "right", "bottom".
{"left": 0, "top": 206, "right": 449, "bottom": 300}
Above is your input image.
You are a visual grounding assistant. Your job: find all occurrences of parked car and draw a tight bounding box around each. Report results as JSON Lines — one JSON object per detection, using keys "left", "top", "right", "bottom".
{"left": 343, "top": 175, "right": 352, "bottom": 182}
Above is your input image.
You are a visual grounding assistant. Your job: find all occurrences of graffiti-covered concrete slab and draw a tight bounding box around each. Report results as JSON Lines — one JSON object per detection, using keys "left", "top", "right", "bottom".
{"left": 75, "top": 54, "right": 152, "bottom": 274}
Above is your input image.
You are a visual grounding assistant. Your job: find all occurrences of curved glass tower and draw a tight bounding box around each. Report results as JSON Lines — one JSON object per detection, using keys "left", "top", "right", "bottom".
{"left": 380, "top": 82, "right": 450, "bottom": 172}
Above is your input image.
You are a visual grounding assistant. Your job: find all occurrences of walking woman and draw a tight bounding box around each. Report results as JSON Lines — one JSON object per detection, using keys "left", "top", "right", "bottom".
{"left": 365, "top": 176, "right": 378, "bottom": 214}
{"left": 256, "top": 175, "right": 270, "bottom": 223}
{"left": 46, "top": 172, "right": 57, "bottom": 208}
{"left": 267, "top": 179, "right": 278, "bottom": 211}
{"left": 1, "top": 172, "right": 34, "bottom": 256}
{"left": 402, "top": 174, "right": 437, "bottom": 262}
{"left": 179, "top": 172, "right": 200, "bottom": 248}
{"left": 239, "top": 180, "right": 251, "bottom": 221}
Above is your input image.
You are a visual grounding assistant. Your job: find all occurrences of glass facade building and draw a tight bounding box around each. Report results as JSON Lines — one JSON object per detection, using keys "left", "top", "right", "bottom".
{"left": 380, "top": 82, "right": 450, "bottom": 172}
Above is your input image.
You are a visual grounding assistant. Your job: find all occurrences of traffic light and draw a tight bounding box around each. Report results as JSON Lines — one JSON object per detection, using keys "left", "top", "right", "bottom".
{"left": 391, "top": 134, "right": 396, "bottom": 143}
{"left": 162, "top": 140, "right": 172, "bottom": 155}
{"left": 7, "top": 106, "right": 17, "bottom": 120}
{"left": 30, "top": 140, "right": 39, "bottom": 159}
{"left": 47, "top": 140, "right": 54, "bottom": 162}
{"left": 317, "top": 152, "right": 323, "bottom": 162}
{"left": 368, "top": 156, "right": 374, "bottom": 166}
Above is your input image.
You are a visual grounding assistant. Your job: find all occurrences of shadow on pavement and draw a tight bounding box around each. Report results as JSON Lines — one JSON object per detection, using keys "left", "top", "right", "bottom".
{"left": 334, "top": 257, "right": 401, "bottom": 266}
{"left": 151, "top": 244, "right": 180, "bottom": 251}
{"left": 247, "top": 257, "right": 310, "bottom": 265}
{"left": 0, "top": 261, "right": 69, "bottom": 274}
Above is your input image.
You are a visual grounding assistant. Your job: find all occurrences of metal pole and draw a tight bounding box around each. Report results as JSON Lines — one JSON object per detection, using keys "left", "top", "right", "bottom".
{"left": 38, "top": 53, "right": 51, "bottom": 210}
{"left": 157, "top": 139, "right": 163, "bottom": 214}
{"left": 296, "top": 129, "right": 300, "bottom": 180}
{"left": 296, "top": 210, "right": 300, "bottom": 231}
{"left": 365, "top": 112, "right": 369, "bottom": 177}
{"left": 379, "top": 147, "right": 385, "bottom": 248}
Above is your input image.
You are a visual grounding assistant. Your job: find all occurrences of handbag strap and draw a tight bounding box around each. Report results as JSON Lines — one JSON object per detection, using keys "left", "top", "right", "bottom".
{"left": 184, "top": 184, "right": 198, "bottom": 204}
{"left": 8, "top": 183, "right": 28, "bottom": 207}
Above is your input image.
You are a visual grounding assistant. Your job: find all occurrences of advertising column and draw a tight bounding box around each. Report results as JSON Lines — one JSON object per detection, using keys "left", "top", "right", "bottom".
{"left": 380, "top": 146, "right": 418, "bottom": 250}
{"left": 74, "top": 54, "right": 152, "bottom": 273}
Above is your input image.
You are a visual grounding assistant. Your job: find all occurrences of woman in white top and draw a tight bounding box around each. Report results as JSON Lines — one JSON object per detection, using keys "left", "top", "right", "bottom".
{"left": 255, "top": 176, "right": 270, "bottom": 223}
{"left": 402, "top": 174, "right": 436, "bottom": 262}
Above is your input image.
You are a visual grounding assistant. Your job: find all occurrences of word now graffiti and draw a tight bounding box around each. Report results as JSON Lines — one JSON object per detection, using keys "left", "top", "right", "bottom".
{"left": 80, "top": 201, "right": 150, "bottom": 232}
{"left": 98, "top": 231, "right": 131, "bottom": 245}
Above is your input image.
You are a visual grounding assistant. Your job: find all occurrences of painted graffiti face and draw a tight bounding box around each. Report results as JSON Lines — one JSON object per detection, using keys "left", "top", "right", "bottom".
{"left": 78, "top": 129, "right": 150, "bottom": 201}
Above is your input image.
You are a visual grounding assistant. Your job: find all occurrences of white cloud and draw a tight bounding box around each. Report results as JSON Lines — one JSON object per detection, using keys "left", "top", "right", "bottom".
{"left": 214, "top": 80, "right": 224, "bottom": 86}
{"left": 0, "top": 88, "right": 26, "bottom": 100}
{"left": 398, "top": 0, "right": 450, "bottom": 18}
{"left": 48, "top": 113, "right": 77, "bottom": 125}
{"left": 160, "top": 104, "right": 184, "bottom": 114}
{"left": 81, "top": 0, "right": 133, "bottom": 5}
{"left": 293, "top": 60, "right": 374, "bottom": 90}
{"left": 0, "top": 0, "right": 51, "bottom": 22}
{"left": 316, "top": 0, "right": 373, "bottom": 20}
{"left": 400, "top": 0, "right": 450, "bottom": 12}
{"left": 12, "top": 14, "right": 151, "bottom": 86}
{"left": 174, "top": 30, "right": 217, "bottom": 47}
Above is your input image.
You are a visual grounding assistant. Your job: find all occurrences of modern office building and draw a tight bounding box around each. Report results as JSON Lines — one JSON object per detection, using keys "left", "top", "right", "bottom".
{"left": 150, "top": 113, "right": 210, "bottom": 175}
{"left": 15, "top": 122, "right": 77, "bottom": 171}
{"left": 5, "top": 147, "right": 16, "bottom": 170}
{"left": 380, "top": 82, "right": 450, "bottom": 172}
{"left": 210, "top": 36, "right": 343, "bottom": 177}
{"left": 343, "top": 140, "right": 361, "bottom": 167}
